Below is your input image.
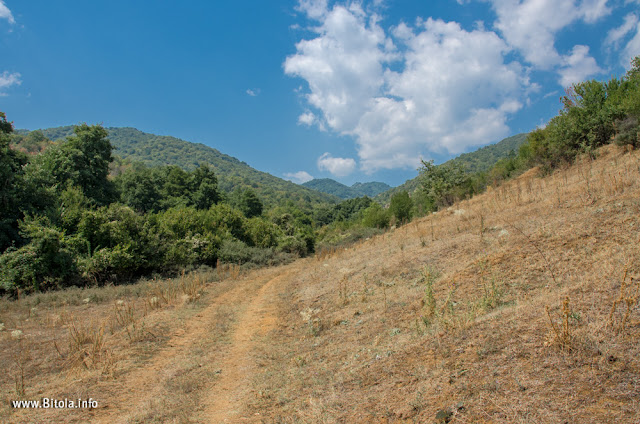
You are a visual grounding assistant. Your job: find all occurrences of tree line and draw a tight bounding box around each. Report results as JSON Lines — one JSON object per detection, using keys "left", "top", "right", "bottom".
{"left": 0, "top": 121, "right": 315, "bottom": 294}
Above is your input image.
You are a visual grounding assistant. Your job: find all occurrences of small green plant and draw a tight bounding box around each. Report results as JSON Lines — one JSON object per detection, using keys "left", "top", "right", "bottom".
{"left": 479, "top": 278, "right": 504, "bottom": 312}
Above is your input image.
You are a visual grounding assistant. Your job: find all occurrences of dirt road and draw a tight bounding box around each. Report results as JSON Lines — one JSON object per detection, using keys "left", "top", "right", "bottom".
{"left": 90, "top": 267, "right": 292, "bottom": 424}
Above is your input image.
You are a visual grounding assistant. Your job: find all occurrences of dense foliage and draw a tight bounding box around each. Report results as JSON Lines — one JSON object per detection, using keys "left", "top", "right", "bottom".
{"left": 1, "top": 122, "right": 318, "bottom": 294}
{"left": 521, "top": 57, "right": 640, "bottom": 171}
{"left": 303, "top": 178, "right": 391, "bottom": 199}
{"left": 13, "top": 126, "right": 339, "bottom": 211}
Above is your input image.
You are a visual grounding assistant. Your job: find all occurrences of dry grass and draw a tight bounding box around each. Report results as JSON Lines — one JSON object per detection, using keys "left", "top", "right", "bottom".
{"left": 0, "top": 269, "right": 227, "bottom": 423}
{"left": 245, "top": 144, "right": 640, "bottom": 423}
{"left": 2, "top": 144, "right": 640, "bottom": 423}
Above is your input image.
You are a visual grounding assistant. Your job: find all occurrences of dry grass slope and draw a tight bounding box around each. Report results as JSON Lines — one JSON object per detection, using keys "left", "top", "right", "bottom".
{"left": 1, "top": 144, "right": 639, "bottom": 423}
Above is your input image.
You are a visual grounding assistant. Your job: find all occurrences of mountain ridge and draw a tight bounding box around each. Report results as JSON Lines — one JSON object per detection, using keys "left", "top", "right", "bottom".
{"left": 14, "top": 126, "right": 341, "bottom": 210}
{"left": 302, "top": 178, "right": 391, "bottom": 199}
{"left": 375, "top": 132, "right": 529, "bottom": 203}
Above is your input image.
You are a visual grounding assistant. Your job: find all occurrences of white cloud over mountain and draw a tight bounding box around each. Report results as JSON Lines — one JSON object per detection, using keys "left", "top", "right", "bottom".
{"left": 285, "top": 0, "right": 632, "bottom": 173}
{"left": 285, "top": 2, "right": 530, "bottom": 172}
{"left": 487, "top": 0, "right": 609, "bottom": 70}
{"left": 317, "top": 152, "right": 356, "bottom": 177}
{"left": 284, "top": 171, "right": 314, "bottom": 184}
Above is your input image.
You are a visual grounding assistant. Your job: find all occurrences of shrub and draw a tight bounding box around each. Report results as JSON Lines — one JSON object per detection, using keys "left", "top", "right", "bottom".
{"left": 0, "top": 219, "right": 78, "bottom": 293}
{"left": 362, "top": 202, "right": 390, "bottom": 229}
{"left": 218, "top": 239, "right": 293, "bottom": 267}
{"left": 389, "top": 191, "right": 413, "bottom": 224}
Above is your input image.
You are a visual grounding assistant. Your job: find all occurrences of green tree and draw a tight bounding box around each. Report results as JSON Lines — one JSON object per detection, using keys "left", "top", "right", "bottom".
{"left": 235, "top": 188, "right": 261, "bottom": 218}
{"left": 190, "top": 164, "right": 219, "bottom": 210}
{"left": 419, "top": 160, "right": 469, "bottom": 210}
{"left": 362, "top": 202, "right": 390, "bottom": 229}
{"left": 30, "top": 124, "right": 115, "bottom": 205}
{"left": 389, "top": 191, "right": 413, "bottom": 224}
{"left": 0, "top": 112, "right": 28, "bottom": 251}
{"left": 116, "top": 167, "right": 162, "bottom": 213}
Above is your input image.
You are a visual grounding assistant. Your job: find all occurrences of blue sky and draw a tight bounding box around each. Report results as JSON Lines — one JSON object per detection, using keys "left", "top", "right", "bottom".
{"left": 1, "top": 0, "right": 639, "bottom": 187}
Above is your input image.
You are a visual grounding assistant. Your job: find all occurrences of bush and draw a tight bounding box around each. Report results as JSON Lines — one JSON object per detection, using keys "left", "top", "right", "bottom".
{"left": 0, "top": 219, "right": 78, "bottom": 293}
{"left": 389, "top": 191, "right": 413, "bottom": 224}
{"left": 245, "top": 217, "right": 281, "bottom": 248}
{"left": 614, "top": 116, "right": 639, "bottom": 147}
{"left": 362, "top": 202, "right": 390, "bottom": 229}
{"left": 218, "top": 239, "right": 293, "bottom": 267}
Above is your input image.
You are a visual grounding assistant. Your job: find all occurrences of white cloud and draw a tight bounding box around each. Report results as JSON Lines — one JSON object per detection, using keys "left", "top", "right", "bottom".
{"left": 285, "top": 4, "right": 397, "bottom": 136}
{"left": 0, "top": 1, "right": 15, "bottom": 24}
{"left": 296, "top": 0, "right": 329, "bottom": 19}
{"left": 486, "top": 0, "right": 610, "bottom": 70}
{"left": 284, "top": 171, "right": 314, "bottom": 184}
{"left": 605, "top": 13, "right": 639, "bottom": 47}
{"left": 578, "top": 0, "right": 611, "bottom": 23}
{"left": 604, "top": 12, "right": 640, "bottom": 68}
{"left": 622, "top": 23, "right": 640, "bottom": 67}
{"left": 0, "top": 71, "right": 21, "bottom": 95}
{"left": 298, "top": 111, "right": 317, "bottom": 126}
{"left": 285, "top": 6, "right": 529, "bottom": 172}
{"left": 482, "top": 0, "right": 609, "bottom": 78}
{"left": 317, "top": 152, "right": 356, "bottom": 177}
{"left": 246, "top": 88, "right": 260, "bottom": 96}
{"left": 558, "top": 45, "right": 603, "bottom": 87}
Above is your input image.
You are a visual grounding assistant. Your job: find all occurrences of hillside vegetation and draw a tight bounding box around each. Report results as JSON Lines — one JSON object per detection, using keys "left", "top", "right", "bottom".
{"left": 376, "top": 132, "right": 528, "bottom": 204}
{"left": 303, "top": 178, "right": 391, "bottom": 199}
{"left": 13, "top": 126, "right": 339, "bottom": 210}
{"left": 1, "top": 121, "right": 324, "bottom": 293}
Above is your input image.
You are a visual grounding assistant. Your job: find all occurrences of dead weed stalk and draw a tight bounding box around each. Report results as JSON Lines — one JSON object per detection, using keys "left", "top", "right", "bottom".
{"left": 608, "top": 264, "right": 639, "bottom": 333}
{"left": 546, "top": 296, "right": 572, "bottom": 351}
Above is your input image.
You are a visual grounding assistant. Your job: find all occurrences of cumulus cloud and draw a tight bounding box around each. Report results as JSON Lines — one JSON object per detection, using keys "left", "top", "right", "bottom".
{"left": 0, "top": 1, "right": 15, "bottom": 24}
{"left": 298, "top": 112, "right": 315, "bottom": 125}
{"left": 296, "top": 0, "right": 329, "bottom": 19}
{"left": 0, "top": 71, "right": 21, "bottom": 95}
{"left": 246, "top": 88, "right": 260, "bottom": 96}
{"left": 284, "top": 171, "right": 314, "bottom": 184}
{"left": 317, "top": 153, "right": 356, "bottom": 177}
{"left": 285, "top": 3, "right": 529, "bottom": 172}
{"left": 486, "top": 0, "right": 609, "bottom": 70}
{"left": 285, "top": 3, "right": 396, "bottom": 136}
{"left": 558, "top": 45, "right": 603, "bottom": 87}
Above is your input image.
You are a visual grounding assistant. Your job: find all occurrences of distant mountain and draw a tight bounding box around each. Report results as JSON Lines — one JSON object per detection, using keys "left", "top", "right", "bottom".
{"left": 350, "top": 181, "right": 392, "bottom": 197}
{"left": 302, "top": 178, "right": 392, "bottom": 199}
{"left": 15, "top": 126, "right": 340, "bottom": 210}
{"left": 376, "top": 133, "right": 529, "bottom": 204}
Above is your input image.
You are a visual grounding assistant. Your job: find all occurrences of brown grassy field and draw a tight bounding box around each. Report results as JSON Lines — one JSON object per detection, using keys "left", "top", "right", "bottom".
{"left": 1, "top": 144, "right": 639, "bottom": 423}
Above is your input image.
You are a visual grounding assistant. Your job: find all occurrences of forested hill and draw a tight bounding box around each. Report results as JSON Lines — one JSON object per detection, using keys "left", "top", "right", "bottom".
{"left": 376, "top": 132, "right": 528, "bottom": 203}
{"left": 302, "top": 178, "right": 391, "bottom": 199}
{"left": 15, "top": 126, "right": 340, "bottom": 209}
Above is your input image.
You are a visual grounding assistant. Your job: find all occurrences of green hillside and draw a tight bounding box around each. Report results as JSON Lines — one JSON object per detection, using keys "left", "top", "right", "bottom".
{"left": 350, "top": 181, "right": 391, "bottom": 197}
{"left": 376, "top": 133, "right": 528, "bottom": 204}
{"left": 303, "top": 178, "right": 391, "bottom": 199}
{"left": 15, "top": 126, "right": 340, "bottom": 210}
